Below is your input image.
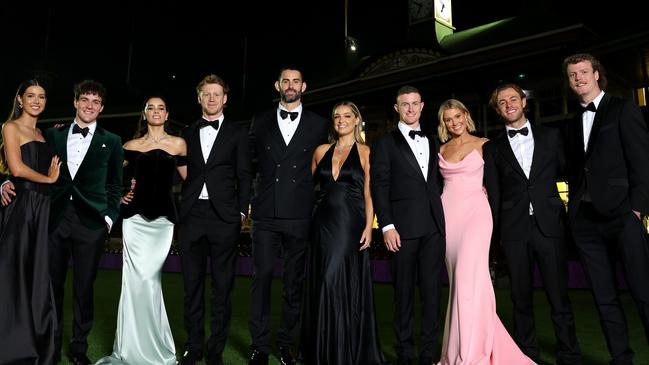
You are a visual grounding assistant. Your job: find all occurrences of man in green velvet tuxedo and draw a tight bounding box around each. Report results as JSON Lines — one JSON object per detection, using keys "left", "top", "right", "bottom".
{"left": 45, "top": 80, "right": 123, "bottom": 365}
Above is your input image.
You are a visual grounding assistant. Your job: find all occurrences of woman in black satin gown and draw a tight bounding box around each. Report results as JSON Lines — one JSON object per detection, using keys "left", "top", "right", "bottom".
{"left": 300, "top": 101, "right": 388, "bottom": 365}
{"left": 96, "top": 96, "right": 186, "bottom": 365}
{"left": 0, "top": 80, "right": 61, "bottom": 365}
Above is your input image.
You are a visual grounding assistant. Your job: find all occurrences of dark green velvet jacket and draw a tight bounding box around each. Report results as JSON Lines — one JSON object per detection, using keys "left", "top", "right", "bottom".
{"left": 45, "top": 123, "right": 123, "bottom": 230}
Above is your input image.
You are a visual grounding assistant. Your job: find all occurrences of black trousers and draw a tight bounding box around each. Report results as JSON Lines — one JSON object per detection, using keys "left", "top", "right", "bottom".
{"left": 391, "top": 230, "right": 445, "bottom": 361}
{"left": 249, "top": 217, "right": 310, "bottom": 353}
{"left": 49, "top": 203, "right": 106, "bottom": 356}
{"left": 572, "top": 202, "right": 649, "bottom": 365}
{"left": 179, "top": 200, "right": 240, "bottom": 361}
{"left": 501, "top": 215, "right": 581, "bottom": 364}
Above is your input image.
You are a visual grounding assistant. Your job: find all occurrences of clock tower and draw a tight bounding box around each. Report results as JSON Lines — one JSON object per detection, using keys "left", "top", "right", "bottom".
{"left": 407, "top": 0, "right": 455, "bottom": 46}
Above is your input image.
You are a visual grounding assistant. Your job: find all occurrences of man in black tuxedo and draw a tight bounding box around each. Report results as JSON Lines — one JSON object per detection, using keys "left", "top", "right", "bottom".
{"left": 483, "top": 83, "right": 581, "bottom": 364}
{"left": 563, "top": 53, "right": 649, "bottom": 364}
{"left": 178, "top": 74, "right": 252, "bottom": 365}
{"left": 247, "top": 67, "right": 329, "bottom": 365}
{"left": 370, "top": 85, "right": 445, "bottom": 365}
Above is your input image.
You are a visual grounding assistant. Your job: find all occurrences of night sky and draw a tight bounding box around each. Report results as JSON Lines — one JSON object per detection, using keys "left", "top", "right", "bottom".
{"left": 0, "top": 0, "right": 636, "bottom": 127}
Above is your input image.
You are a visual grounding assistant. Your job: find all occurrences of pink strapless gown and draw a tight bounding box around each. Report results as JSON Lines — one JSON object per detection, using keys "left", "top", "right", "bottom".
{"left": 437, "top": 150, "right": 536, "bottom": 365}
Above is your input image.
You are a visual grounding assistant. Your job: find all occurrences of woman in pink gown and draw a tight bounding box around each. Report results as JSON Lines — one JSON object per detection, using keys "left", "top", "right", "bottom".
{"left": 436, "top": 99, "right": 536, "bottom": 365}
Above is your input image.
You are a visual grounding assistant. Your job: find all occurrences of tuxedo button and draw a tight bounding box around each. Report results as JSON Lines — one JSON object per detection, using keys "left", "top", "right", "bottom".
{"left": 266, "top": 146, "right": 271, "bottom": 150}
{"left": 292, "top": 165, "right": 296, "bottom": 168}
{"left": 276, "top": 164, "right": 281, "bottom": 167}
{"left": 275, "top": 178, "right": 279, "bottom": 182}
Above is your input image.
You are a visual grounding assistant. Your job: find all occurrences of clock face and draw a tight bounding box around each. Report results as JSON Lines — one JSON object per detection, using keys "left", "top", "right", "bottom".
{"left": 435, "top": 0, "right": 452, "bottom": 25}
{"left": 409, "top": 0, "right": 433, "bottom": 24}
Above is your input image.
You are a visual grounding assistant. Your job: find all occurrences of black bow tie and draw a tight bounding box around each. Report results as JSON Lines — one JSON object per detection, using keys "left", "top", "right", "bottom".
{"left": 280, "top": 109, "right": 299, "bottom": 121}
{"left": 409, "top": 130, "right": 426, "bottom": 139}
{"left": 508, "top": 127, "right": 529, "bottom": 138}
{"left": 580, "top": 102, "right": 597, "bottom": 113}
{"left": 72, "top": 124, "right": 90, "bottom": 137}
{"left": 199, "top": 119, "right": 219, "bottom": 130}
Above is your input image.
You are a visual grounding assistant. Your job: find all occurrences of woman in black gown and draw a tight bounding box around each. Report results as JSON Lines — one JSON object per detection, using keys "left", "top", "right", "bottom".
{"left": 300, "top": 101, "right": 388, "bottom": 365}
{"left": 96, "top": 96, "right": 186, "bottom": 365}
{"left": 0, "top": 80, "right": 61, "bottom": 364}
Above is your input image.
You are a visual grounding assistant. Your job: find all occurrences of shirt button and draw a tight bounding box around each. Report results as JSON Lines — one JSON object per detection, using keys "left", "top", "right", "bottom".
{"left": 275, "top": 178, "right": 279, "bottom": 182}
{"left": 276, "top": 164, "right": 281, "bottom": 167}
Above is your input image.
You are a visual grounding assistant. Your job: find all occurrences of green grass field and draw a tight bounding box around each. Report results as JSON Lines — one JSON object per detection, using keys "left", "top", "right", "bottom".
{"left": 57, "top": 269, "right": 648, "bottom": 365}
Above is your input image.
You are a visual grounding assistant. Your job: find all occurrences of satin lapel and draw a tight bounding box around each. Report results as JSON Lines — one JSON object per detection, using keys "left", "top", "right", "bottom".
{"left": 497, "top": 133, "right": 527, "bottom": 179}
{"left": 55, "top": 125, "right": 71, "bottom": 163}
{"left": 392, "top": 130, "right": 424, "bottom": 179}
{"left": 268, "top": 116, "right": 288, "bottom": 160}
{"left": 206, "top": 119, "right": 230, "bottom": 163}
{"left": 189, "top": 124, "right": 205, "bottom": 166}
{"left": 78, "top": 126, "right": 105, "bottom": 172}
{"left": 284, "top": 114, "right": 308, "bottom": 157}
{"left": 54, "top": 125, "right": 71, "bottom": 179}
{"left": 528, "top": 125, "right": 543, "bottom": 180}
{"left": 584, "top": 93, "right": 610, "bottom": 160}
{"left": 426, "top": 136, "right": 438, "bottom": 184}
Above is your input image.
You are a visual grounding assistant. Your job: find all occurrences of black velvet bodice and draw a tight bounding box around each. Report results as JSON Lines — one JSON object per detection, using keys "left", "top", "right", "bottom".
{"left": 121, "top": 149, "right": 186, "bottom": 223}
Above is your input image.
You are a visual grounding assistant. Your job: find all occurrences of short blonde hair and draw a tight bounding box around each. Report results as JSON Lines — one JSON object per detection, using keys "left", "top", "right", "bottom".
{"left": 437, "top": 99, "right": 476, "bottom": 143}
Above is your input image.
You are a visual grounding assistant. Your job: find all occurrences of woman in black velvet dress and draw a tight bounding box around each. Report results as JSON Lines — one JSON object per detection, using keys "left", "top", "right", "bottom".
{"left": 300, "top": 101, "right": 388, "bottom": 365}
{"left": 0, "top": 80, "right": 61, "bottom": 365}
{"left": 96, "top": 96, "right": 186, "bottom": 365}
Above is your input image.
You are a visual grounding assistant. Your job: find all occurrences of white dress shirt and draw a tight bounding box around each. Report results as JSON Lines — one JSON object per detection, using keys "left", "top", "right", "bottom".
{"left": 506, "top": 120, "right": 535, "bottom": 215}
{"left": 398, "top": 122, "right": 429, "bottom": 181}
{"left": 277, "top": 104, "right": 303, "bottom": 145}
{"left": 581, "top": 91, "right": 605, "bottom": 152}
{"left": 198, "top": 115, "right": 224, "bottom": 199}
{"left": 67, "top": 120, "right": 97, "bottom": 179}
{"left": 382, "top": 122, "right": 430, "bottom": 233}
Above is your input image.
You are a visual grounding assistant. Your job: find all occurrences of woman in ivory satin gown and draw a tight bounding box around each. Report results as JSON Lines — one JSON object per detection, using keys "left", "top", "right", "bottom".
{"left": 96, "top": 96, "right": 186, "bottom": 365}
{"left": 435, "top": 99, "right": 535, "bottom": 365}
{"left": 0, "top": 80, "right": 61, "bottom": 365}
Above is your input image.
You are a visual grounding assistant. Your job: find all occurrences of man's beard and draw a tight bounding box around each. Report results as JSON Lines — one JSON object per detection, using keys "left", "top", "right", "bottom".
{"left": 280, "top": 89, "right": 302, "bottom": 103}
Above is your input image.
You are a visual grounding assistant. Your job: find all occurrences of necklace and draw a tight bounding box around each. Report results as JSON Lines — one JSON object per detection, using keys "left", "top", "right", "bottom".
{"left": 144, "top": 133, "right": 169, "bottom": 143}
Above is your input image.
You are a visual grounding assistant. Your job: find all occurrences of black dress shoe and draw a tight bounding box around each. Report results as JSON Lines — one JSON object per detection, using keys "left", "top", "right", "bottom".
{"left": 248, "top": 348, "right": 269, "bottom": 365}
{"left": 68, "top": 352, "right": 91, "bottom": 365}
{"left": 179, "top": 349, "right": 203, "bottom": 365}
{"left": 278, "top": 346, "right": 296, "bottom": 365}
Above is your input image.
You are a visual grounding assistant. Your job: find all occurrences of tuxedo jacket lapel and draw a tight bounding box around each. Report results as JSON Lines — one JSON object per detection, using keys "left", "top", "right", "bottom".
{"left": 528, "top": 125, "right": 542, "bottom": 180}
{"left": 187, "top": 124, "right": 205, "bottom": 166}
{"left": 584, "top": 93, "right": 610, "bottom": 160}
{"left": 392, "top": 130, "right": 425, "bottom": 180}
{"left": 206, "top": 118, "right": 233, "bottom": 163}
{"left": 496, "top": 134, "right": 527, "bottom": 179}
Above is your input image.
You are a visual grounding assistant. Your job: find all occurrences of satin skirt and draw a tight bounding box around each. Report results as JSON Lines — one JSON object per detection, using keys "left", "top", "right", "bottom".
{"left": 96, "top": 214, "right": 176, "bottom": 365}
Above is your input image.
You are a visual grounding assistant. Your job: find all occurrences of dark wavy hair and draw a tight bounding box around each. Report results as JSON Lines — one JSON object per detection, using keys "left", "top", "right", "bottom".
{"left": 133, "top": 95, "right": 171, "bottom": 139}
{"left": 1, "top": 79, "right": 46, "bottom": 175}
